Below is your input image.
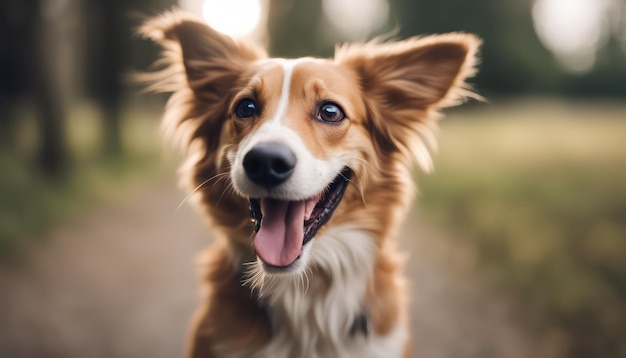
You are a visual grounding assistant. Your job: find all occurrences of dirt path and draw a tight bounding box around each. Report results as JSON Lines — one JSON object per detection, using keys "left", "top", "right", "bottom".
{"left": 401, "top": 213, "right": 545, "bottom": 358}
{"left": 0, "top": 182, "right": 541, "bottom": 357}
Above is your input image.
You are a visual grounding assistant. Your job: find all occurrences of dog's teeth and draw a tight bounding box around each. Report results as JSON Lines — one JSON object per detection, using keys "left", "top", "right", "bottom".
{"left": 304, "top": 196, "right": 319, "bottom": 220}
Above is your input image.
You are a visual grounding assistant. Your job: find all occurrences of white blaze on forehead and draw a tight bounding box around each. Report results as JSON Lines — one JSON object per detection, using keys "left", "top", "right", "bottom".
{"left": 273, "top": 60, "right": 296, "bottom": 123}
{"left": 267, "top": 58, "right": 317, "bottom": 123}
{"left": 253, "top": 58, "right": 321, "bottom": 123}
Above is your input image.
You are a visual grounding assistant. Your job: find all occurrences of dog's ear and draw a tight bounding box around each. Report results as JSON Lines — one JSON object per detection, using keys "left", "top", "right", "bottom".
{"left": 335, "top": 34, "right": 481, "bottom": 170}
{"left": 140, "top": 9, "right": 266, "bottom": 100}
{"left": 139, "top": 10, "right": 267, "bottom": 154}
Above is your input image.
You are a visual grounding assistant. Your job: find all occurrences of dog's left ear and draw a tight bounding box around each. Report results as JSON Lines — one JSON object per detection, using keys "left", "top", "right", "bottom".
{"left": 139, "top": 9, "right": 265, "bottom": 99}
{"left": 335, "top": 34, "right": 481, "bottom": 168}
{"left": 138, "top": 10, "right": 267, "bottom": 153}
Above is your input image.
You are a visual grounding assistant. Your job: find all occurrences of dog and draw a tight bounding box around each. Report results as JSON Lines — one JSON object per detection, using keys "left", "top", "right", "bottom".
{"left": 141, "top": 9, "right": 480, "bottom": 358}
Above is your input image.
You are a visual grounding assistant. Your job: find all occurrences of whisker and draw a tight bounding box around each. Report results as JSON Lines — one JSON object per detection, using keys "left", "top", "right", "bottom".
{"left": 242, "top": 260, "right": 265, "bottom": 293}
{"left": 215, "top": 180, "right": 238, "bottom": 208}
{"left": 171, "top": 176, "right": 214, "bottom": 217}
{"left": 303, "top": 266, "right": 311, "bottom": 295}
{"left": 298, "top": 271, "right": 305, "bottom": 294}
{"left": 349, "top": 158, "right": 373, "bottom": 206}
{"left": 175, "top": 163, "right": 235, "bottom": 212}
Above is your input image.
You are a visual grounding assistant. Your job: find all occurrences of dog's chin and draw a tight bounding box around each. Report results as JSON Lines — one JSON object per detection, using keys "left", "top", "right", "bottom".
{"left": 256, "top": 241, "right": 314, "bottom": 276}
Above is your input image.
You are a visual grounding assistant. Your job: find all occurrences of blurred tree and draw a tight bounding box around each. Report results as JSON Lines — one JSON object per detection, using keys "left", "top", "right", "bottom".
{"left": 0, "top": 1, "right": 28, "bottom": 147}
{"left": 264, "top": 0, "right": 626, "bottom": 97}
{"left": 85, "top": 0, "right": 126, "bottom": 156}
{"left": 83, "top": 0, "right": 176, "bottom": 156}
{"left": 264, "top": 0, "right": 564, "bottom": 95}
{"left": 391, "top": 0, "right": 562, "bottom": 96}
{"left": 267, "top": 0, "right": 331, "bottom": 57}
{"left": 0, "top": 0, "right": 69, "bottom": 175}
{"left": 566, "top": 37, "right": 626, "bottom": 97}
{"left": 125, "top": 0, "right": 178, "bottom": 90}
{"left": 34, "top": 6, "right": 69, "bottom": 175}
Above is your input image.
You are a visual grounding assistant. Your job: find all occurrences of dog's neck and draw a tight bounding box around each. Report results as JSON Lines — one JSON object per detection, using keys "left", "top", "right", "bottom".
{"left": 233, "top": 226, "right": 376, "bottom": 351}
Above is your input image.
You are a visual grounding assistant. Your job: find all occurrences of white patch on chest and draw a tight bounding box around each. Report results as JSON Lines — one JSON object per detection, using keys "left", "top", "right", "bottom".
{"left": 216, "top": 227, "right": 406, "bottom": 358}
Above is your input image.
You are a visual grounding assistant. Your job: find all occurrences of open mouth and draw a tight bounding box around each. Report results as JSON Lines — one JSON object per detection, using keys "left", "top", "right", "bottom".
{"left": 249, "top": 167, "right": 352, "bottom": 268}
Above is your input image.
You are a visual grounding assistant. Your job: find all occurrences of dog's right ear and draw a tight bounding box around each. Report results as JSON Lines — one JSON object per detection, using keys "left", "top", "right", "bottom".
{"left": 139, "top": 9, "right": 266, "bottom": 99}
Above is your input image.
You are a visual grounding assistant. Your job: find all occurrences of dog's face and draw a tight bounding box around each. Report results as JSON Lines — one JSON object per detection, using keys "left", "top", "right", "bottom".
{"left": 227, "top": 59, "right": 368, "bottom": 272}
{"left": 142, "top": 11, "right": 480, "bottom": 276}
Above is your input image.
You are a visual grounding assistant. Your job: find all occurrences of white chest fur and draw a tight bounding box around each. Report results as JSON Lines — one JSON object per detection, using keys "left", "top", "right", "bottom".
{"left": 217, "top": 227, "right": 406, "bottom": 358}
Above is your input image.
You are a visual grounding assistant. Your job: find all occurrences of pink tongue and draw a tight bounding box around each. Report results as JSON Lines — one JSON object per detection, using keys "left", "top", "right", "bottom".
{"left": 254, "top": 199, "right": 305, "bottom": 267}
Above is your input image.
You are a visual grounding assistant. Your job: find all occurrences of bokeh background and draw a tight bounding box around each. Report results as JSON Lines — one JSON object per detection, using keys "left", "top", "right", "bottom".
{"left": 1, "top": 0, "right": 625, "bottom": 357}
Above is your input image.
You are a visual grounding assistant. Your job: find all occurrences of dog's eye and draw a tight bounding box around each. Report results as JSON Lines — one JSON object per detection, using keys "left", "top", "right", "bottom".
{"left": 317, "top": 103, "right": 345, "bottom": 123}
{"left": 235, "top": 99, "right": 257, "bottom": 119}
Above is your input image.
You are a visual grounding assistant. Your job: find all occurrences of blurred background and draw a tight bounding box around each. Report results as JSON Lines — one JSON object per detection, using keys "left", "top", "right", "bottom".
{"left": 1, "top": 0, "right": 625, "bottom": 357}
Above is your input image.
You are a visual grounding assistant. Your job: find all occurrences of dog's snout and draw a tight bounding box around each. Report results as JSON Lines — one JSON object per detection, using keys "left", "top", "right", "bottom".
{"left": 243, "top": 142, "right": 296, "bottom": 187}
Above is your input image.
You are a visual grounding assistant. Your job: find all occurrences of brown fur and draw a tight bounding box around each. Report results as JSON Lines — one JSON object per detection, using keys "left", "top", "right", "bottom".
{"left": 141, "top": 9, "right": 480, "bottom": 357}
{"left": 187, "top": 241, "right": 271, "bottom": 357}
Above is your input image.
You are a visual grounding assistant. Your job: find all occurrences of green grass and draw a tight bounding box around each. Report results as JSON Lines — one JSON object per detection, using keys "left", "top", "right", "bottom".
{"left": 417, "top": 99, "right": 626, "bottom": 357}
{"left": 0, "top": 102, "right": 168, "bottom": 256}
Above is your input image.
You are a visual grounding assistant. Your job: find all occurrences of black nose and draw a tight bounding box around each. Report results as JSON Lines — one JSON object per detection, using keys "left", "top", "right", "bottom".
{"left": 243, "top": 142, "right": 297, "bottom": 187}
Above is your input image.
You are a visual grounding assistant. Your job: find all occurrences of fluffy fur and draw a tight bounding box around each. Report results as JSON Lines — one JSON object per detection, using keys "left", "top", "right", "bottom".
{"left": 141, "top": 9, "right": 480, "bottom": 358}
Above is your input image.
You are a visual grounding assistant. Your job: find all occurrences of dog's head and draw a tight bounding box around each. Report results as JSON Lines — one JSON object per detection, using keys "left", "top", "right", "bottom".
{"left": 142, "top": 10, "right": 480, "bottom": 275}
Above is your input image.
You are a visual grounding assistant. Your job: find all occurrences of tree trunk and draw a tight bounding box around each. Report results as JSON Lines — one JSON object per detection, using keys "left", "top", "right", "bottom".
{"left": 33, "top": 0, "right": 69, "bottom": 175}
{"left": 93, "top": 0, "right": 125, "bottom": 156}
